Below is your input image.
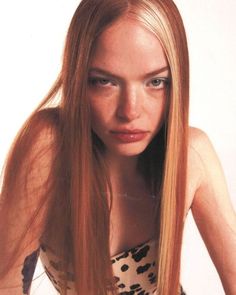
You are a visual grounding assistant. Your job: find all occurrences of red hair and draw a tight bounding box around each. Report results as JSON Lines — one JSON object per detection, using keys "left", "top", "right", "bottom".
{"left": 0, "top": 1, "right": 189, "bottom": 294}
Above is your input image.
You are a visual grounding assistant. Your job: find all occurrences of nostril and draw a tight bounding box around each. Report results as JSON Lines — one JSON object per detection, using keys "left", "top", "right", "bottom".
{"left": 116, "top": 104, "right": 141, "bottom": 121}
{"left": 117, "top": 100, "right": 141, "bottom": 120}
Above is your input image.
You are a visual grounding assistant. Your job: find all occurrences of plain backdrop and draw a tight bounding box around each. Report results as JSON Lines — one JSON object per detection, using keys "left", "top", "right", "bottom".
{"left": 0, "top": 1, "right": 235, "bottom": 294}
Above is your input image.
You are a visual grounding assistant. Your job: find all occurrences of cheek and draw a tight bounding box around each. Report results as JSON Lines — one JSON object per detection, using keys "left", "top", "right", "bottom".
{"left": 146, "top": 96, "right": 168, "bottom": 127}
{"left": 90, "top": 100, "right": 113, "bottom": 130}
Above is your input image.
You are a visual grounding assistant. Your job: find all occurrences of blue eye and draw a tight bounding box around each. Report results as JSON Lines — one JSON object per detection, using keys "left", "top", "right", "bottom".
{"left": 151, "top": 79, "right": 162, "bottom": 87}
{"left": 149, "top": 78, "right": 169, "bottom": 89}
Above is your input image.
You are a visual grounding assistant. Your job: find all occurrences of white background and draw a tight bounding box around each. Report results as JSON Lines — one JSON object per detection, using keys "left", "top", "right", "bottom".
{"left": 0, "top": 1, "right": 235, "bottom": 294}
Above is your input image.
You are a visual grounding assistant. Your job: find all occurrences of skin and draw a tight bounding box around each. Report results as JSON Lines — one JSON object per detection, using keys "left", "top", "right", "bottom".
{"left": 88, "top": 16, "right": 236, "bottom": 294}
{"left": 88, "top": 16, "right": 170, "bottom": 201}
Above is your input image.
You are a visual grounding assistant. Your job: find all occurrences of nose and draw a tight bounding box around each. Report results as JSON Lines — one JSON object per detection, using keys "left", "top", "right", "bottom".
{"left": 116, "top": 85, "right": 142, "bottom": 121}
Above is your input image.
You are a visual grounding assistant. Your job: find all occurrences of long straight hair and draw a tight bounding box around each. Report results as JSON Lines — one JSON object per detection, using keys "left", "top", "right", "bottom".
{"left": 0, "top": 1, "right": 189, "bottom": 294}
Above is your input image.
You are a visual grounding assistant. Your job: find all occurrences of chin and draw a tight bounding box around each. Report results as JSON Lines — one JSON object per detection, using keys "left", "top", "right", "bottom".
{"left": 107, "top": 142, "right": 149, "bottom": 157}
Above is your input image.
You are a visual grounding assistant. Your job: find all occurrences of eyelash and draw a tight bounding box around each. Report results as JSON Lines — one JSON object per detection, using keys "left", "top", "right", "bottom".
{"left": 88, "top": 77, "right": 170, "bottom": 89}
{"left": 148, "top": 78, "right": 169, "bottom": 88}
{"left": 88, "top": 77, "right": 115, "bottom": 87}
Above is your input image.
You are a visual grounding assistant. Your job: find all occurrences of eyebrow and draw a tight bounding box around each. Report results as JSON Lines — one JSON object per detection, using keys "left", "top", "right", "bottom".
{"left": 88, "top": 66, "right": 170, "bottom": 81}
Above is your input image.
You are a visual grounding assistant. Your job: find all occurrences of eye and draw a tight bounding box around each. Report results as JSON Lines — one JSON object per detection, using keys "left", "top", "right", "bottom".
{"left": 88, "top": 77, "right": 115, "bottom": 87}
{"left": 148, "top": 77, "right": 169, "bottom": 89}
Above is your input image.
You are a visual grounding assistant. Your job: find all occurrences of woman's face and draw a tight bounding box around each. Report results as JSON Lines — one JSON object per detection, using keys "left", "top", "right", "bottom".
{"left": 88, "top": 17, "right": 170, "bottom": 158}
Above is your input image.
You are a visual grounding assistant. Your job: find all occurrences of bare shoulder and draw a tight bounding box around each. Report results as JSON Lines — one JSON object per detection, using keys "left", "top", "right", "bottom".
{"left": 27, "top": 108, "right": 59, "bottom": 149}
{"left": 16, "top": 108, "right": 60, "bottom": 166}
{"left": 186, "top": 126, "right": 219, "bottom": 211}
{"left": 186, "top": 127, "right": 208, "bottom": 192}
{"left": 188, "top": 126, "right": 217, "bottom": 179}
{"left": 187, "top": 125, "right": 233, "bottom": 212}
{"left": 188, "top": 126, "right": 212, "bottom": 151}
{"left": 188, "top": 126, "right": 223, "bottom": 186}
{"left": 23, "top": 109, "right": 60, "bottom": 191}
{"left": 1, "top": 108, "right": 60, "bottom": 206}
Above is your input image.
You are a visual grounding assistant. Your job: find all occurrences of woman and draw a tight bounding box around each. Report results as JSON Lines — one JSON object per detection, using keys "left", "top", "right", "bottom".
{"left": 0, "top": 0, "right": 235, "bottom": 294}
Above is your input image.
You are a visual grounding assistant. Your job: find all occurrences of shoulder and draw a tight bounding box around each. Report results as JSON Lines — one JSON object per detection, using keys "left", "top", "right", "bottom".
{"left": 187, "top": 126, "right": 231, "bottom": 209}
{"left": 28, "top": 107, "right": 60, "bottom": 141}
{"left": 4, "top": 107, "right": 61, "bottom": 186}
{"left": 20, "top": 107, "right": 60, "bottom": 156}
{"left": 186, "top": 126, "right": 220, "bottom": 210}
{"left": 188, "top": 126, "right": 211, "bottom": 151}
{"left": 188, "top": 126, "right": 221, "bottom": 185}
{"left": 187, "top": 126, "right": 210, "bottom": 185}
{"left": 188, "top": 126, "right": 216, "bottom": 178}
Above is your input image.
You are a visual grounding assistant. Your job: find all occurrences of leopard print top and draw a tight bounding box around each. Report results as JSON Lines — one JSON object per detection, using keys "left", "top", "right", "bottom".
{"left": 22, "top": 239, "right": 186, "bottom": 294}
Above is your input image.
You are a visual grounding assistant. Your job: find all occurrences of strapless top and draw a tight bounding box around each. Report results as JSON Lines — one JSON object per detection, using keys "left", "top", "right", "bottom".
{"left": 39, "top": 238, "right": 158, "bottom": 294}
{"left": 22, "top": 239, "right": 186, "bottom": 294}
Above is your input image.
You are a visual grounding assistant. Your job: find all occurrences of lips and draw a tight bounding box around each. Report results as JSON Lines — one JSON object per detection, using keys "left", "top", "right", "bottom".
{"left": 110, "top": 129, "right": 149, "bottom": 143}
{"left": 111, "top": 129, "right": 147, "bottom": 133}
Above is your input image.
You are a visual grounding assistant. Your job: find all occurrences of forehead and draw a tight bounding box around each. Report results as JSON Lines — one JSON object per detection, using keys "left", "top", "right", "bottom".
{"left": 90, "top": 16, "right": 169, "bottom": 77}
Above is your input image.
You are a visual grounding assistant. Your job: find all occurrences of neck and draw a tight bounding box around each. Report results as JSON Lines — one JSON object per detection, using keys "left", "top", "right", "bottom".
{"left": 106, "top": 152, "right": 138, "bottom": 177}
{"left": 104, "top": 152, "right": 147, "bottom": 196}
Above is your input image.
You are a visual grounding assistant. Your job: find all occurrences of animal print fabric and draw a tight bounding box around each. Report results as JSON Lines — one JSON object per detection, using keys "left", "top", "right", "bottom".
{"left": 22, "top": 239, "right": 186, "bottom": 294}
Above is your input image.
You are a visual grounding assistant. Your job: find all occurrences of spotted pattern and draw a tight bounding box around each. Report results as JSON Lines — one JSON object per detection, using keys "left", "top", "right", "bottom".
{"left": 109, "top": 239, "right": 158, "bottom": 294}
{"left": 21, "top": 239, "right": 187, "bottom": 294}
